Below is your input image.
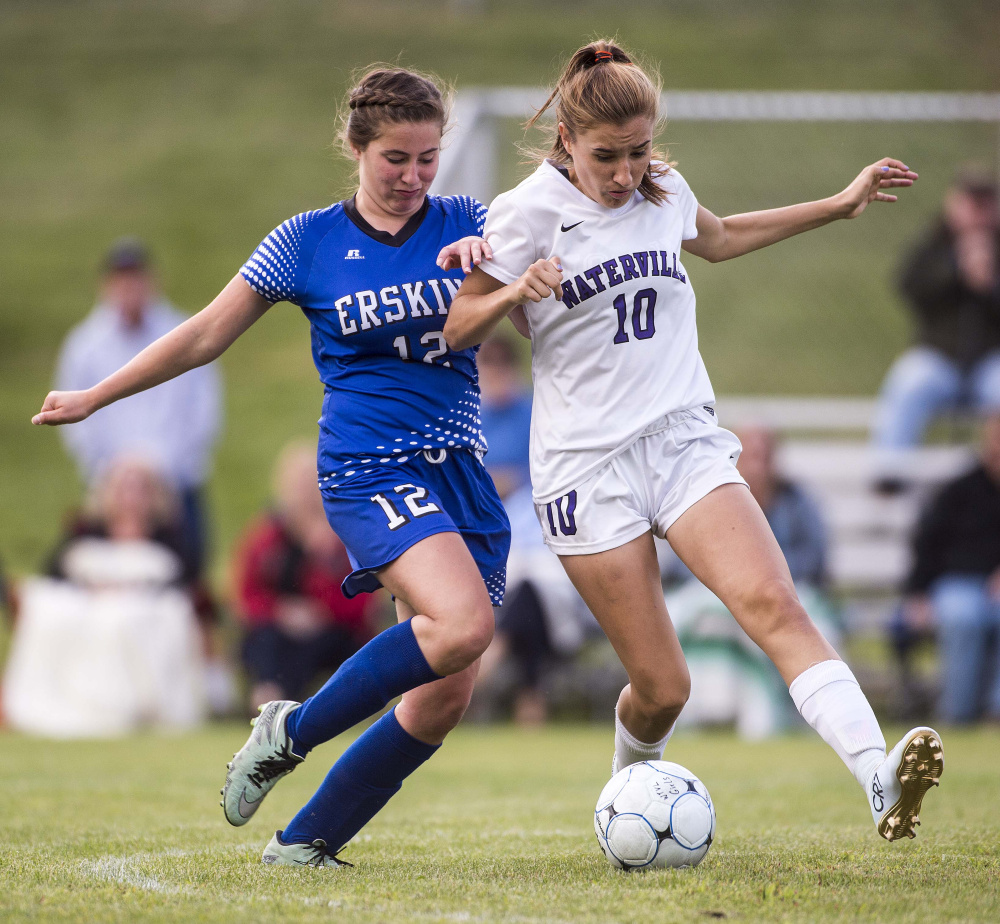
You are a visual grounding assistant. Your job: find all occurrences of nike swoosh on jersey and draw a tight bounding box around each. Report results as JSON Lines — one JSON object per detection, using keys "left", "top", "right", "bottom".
{"left": 560, "top": 220, "right": 585, "bottom": 232}
{"left": 238, "top": 790, "right": 262, "bottom": 818}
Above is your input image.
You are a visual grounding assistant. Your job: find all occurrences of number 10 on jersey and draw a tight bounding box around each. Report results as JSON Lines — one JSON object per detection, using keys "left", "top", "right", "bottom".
{"left": 613, "top": 288, "right": 657, "bottom": 344}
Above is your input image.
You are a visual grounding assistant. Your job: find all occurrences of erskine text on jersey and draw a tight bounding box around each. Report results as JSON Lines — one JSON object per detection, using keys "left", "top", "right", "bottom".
{"left": 240, "top": 195, "right": 490, "bottom": 486}
{"left": 332, "top": 277, "right": 462, "bottom": 336}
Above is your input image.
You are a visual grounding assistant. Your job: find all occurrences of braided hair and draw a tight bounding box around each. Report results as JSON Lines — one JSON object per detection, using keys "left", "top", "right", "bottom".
{"left": 339, "top": 67, "right": 451, "bottom": 154}
{"left": 527, "top": 40, "right": 671, "bottom": 205}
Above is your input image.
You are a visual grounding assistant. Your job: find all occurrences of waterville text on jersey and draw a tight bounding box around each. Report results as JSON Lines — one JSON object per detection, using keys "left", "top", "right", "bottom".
{"left": 333, "top": 278, "right": 463, "bottom": 336}
{"left": 560, "top": 249, "right": 687, "bottom": 309}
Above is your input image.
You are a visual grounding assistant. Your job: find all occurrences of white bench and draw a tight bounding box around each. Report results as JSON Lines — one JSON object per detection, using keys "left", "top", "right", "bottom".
{"left": 714, "top": 396, "right": 974, "bottom": 623}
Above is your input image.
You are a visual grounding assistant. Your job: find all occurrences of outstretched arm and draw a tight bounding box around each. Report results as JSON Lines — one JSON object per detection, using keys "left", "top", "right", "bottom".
{"left": 33, "top": 276, "right": 271, "bottom": 426}
{"left": 683, "top": 157, "right": 918, "bottom": 264}
{"left": 445, "top": 259, "right": 563, "bottom": 352}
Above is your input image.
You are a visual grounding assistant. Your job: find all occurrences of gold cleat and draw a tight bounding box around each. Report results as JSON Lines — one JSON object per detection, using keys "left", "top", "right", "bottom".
{"left": 874, "top": 727, "right": 944, "bottom": 842}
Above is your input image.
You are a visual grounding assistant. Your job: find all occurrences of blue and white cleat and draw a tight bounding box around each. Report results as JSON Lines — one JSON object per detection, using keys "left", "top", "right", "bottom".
{"left": 262, "top": 831, "right": 353, "bottom": 868}
{"left": 867, "top": 726, "right": 944, "bottom": 841}
{"left": 222, "top": 700, "right": 303, "bottom": 827}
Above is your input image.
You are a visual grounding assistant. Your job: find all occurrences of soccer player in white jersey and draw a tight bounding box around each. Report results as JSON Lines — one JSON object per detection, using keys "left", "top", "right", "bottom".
{"left": 446, "top": 40, "right": 943, "bottom": 842}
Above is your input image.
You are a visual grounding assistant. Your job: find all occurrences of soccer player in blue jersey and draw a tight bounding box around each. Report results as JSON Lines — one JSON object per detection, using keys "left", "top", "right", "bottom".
{"left": 33, "top": 67, "right": 511, "bottom": 868}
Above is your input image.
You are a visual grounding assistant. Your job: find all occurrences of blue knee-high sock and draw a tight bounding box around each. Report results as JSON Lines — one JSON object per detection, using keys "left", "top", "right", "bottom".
{"left": 281, "top": 707, "right": 439, "bottom": 851}
{"left": 285, "top": 620, "right": 440, "bottom": 756}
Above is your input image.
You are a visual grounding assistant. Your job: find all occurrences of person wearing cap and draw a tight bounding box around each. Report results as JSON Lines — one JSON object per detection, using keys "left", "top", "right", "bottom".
{"left": 53, "top": 238, "right": 222, "bottom": 573}
{"left": 872, "top": 169, "right": 1000, "bottom": 455}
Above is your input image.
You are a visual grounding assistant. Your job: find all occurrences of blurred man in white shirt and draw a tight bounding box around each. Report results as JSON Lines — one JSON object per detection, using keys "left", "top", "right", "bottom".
{"left": 54, "top": 238, "right": 222, "bottom": 572}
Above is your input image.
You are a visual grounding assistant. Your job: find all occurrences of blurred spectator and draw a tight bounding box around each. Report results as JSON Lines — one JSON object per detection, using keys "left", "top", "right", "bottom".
{"left": 54, "top": 238, "right": 222, "bottom": 573}
{"left": 47, "top": 453, "right": 196, "bottom": 587}
{"left": 45, "top": 454, "right": 229, "bottom": 682}
{"left": 735, "top": 426, "right": 828, "bottom": 586}
{"left": 232, "top": 441, "right": 376, "bottom": 711}
{"left": 872, "top": 170, "right": 1000, "bottom": 459}
{"left": 478, "top": 335, "right": 533, "bottom": 500}
{"left": 475, "top": 483, "right": 602, "bottom": 724}
{"left": 897, "top": 413, "right": 1000, "bottom": 724}
{"left": 475, "top": 337, "right": 601, "bottom": 723}
{"left": 662, "top": 426, "right": 829, "bottom": 587}
{"left": 665, "top": 425, "right": 840, "bottom": 739}
{"left": 2, "top": 456, "right": 212, "bottom": 736}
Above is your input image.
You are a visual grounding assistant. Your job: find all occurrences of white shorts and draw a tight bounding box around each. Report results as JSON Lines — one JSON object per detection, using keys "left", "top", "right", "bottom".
{"left": 534, "top": 406, "right": 747, "bottom": 555}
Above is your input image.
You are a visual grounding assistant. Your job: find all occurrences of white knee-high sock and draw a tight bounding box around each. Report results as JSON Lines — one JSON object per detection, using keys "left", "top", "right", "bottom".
{"left": 614, "top": 706, "right": 673, "bottom": 773}
{"left": 789, "top": 659, "right": 886, "bottom": 788}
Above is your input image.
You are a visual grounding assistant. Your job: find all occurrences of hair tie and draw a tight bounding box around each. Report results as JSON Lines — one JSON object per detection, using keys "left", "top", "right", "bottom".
{"left": 594, "top": 50, "right": 614, "bottom": 63}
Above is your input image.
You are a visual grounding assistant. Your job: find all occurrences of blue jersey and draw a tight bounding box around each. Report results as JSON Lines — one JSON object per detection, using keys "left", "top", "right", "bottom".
{"left": 240, "top": 195, "right": 489, "bottom": 485}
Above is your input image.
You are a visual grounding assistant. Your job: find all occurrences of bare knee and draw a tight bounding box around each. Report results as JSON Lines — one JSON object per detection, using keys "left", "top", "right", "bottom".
{"left": 736, "top": 577, "right": 810, "bottom": 638}
{"left": 446, "top": 603, "right": 494, "bottom": 669}
{"left": 421, "top": 597, "right": 495, "bottom": 675}
{"left": 730, "top": 577, "right": 837, "bottom": 680}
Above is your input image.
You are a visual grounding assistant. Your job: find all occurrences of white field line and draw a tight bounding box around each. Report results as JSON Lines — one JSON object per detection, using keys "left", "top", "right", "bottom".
{"left": 80, "top": 853, "right": 190, "bottom": 894}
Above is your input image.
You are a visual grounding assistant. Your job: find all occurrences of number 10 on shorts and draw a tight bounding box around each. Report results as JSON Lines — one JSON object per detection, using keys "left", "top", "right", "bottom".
{"left": 371, "top": 484, "right": 441, "bottom": 531}
{"left": 545, "top": 490, "right": 578, "bottom": 536}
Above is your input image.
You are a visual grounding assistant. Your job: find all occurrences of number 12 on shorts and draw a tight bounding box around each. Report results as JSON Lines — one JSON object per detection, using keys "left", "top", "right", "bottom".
{"left": 545, "top": 490, "right": 578, "bottom": 536}
{"left": 371, "top": 484, "right": 441, "bottom": 531}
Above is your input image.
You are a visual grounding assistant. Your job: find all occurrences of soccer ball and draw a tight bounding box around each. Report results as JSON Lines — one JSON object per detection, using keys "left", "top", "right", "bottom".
{"left": 594, "top": 760, "right": 715, "bottom": 870}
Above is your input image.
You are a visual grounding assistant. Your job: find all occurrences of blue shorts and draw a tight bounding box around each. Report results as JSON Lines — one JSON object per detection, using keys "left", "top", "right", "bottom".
{"left": 321, "top": 449, "right": 510, "bottom": 606}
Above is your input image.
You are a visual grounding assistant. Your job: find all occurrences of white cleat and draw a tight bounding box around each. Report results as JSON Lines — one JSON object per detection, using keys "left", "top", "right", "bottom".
{"left": 867, "top": 726, "right": 944, "bottom": 841}
{"left": 222, "top": 700, "right": 304, "bottom": 827}
{"left": 262, "top": 831, "right": 353, "bottom": 868}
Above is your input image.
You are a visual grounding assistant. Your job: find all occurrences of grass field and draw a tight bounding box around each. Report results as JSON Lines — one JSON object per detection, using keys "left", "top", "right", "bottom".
{"left": 1, "top": 722, "right": 997, "bottom": 923}
{"left": 2, "top": 0, "right": 1000, "bottom": 577}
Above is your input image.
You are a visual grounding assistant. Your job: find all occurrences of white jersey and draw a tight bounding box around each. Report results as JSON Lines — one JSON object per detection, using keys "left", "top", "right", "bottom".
{"left": 482, "top": 160, "right": 715, "bottom": 504}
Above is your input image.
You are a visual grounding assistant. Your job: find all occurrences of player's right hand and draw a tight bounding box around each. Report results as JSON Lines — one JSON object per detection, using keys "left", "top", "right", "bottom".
{"left": 513, "top": 257, "right": 564, "bottom": 303}
{"left": 32, "top": 390, "right": 96, "bottom": 426}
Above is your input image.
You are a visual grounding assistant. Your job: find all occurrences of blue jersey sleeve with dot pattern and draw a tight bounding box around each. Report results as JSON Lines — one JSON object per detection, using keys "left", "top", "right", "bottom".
{"left": 446, "top": 196, "right": 488, "bottom": 236}
{"left": 240, "top": 210, "right": 324, "bottom": 305}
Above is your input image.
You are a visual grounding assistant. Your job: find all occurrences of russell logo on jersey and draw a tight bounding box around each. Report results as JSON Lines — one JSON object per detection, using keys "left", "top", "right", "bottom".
{"left": 560, "top": 249, "right": 688, "bottom": 310}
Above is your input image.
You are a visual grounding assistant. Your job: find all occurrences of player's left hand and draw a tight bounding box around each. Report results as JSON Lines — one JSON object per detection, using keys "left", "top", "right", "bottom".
{"left": 437, "top": 236, "right": 493, "bottom": 274}
{"left": 838, "top": 157, "right": 919, "bottom": 219}
{"left": 32, "top": 389, "right": 96, "bottom": 426}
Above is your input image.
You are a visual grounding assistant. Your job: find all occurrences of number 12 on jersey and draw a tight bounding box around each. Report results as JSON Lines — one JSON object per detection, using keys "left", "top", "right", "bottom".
{"left": 392, "top": 331, "right": 451, "bottom": 366}
{"left": 372, "top": 484, "right": 441, "bottom": 531}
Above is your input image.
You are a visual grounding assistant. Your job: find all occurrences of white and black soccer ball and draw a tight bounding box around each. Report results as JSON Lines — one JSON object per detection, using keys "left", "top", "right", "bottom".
{"left": 594, "top": 760, "right": 715, "bottom": 870}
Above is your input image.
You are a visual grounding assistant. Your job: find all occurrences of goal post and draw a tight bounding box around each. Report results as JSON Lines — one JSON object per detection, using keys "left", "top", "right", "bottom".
{"left": 431, "top": 90, "right": 1000, "bottom": 204}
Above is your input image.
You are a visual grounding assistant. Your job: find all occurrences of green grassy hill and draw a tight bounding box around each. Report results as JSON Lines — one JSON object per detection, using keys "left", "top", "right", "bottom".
{"left": 2, "top": 0, "right": 998, "bottom": 574}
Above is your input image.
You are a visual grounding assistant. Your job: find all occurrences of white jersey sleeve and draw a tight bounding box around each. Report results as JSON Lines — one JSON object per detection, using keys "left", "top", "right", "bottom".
{"left": 480, "top": 192, "right": 542, "bottom": 285}
{"left": 671, "top": 169, "right": 700, "bottom": 240}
